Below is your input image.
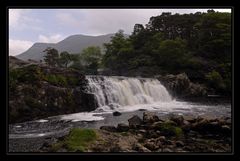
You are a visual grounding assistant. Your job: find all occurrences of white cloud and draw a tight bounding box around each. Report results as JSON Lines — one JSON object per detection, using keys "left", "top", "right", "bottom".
{"left": 9, "top": 39, "right": 34, "bottom": 56}
{"left": 55, "top": 9, "right": 231, "bottom": 35}
{"left": 56, "top": 12, "right": 82, "bottom": 27}
{"left": 38, "top": 34, "right": 63, "bottom": 43}
{"left": 9, "top": 9, "right": 42, "bottom": 31}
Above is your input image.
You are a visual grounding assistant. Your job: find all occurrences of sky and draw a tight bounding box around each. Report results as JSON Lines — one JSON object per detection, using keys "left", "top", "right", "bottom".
{"left": 9, "top": 9, "right": 231, "bottom": 56}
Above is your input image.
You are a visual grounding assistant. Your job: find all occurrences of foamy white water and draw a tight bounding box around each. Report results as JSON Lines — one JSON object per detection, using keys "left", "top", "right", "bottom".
{"left": 86, "top": 76, "right": 172, "bottom": 108}
{"left": 60, "top": 76, "right": 230, "bottom": 122}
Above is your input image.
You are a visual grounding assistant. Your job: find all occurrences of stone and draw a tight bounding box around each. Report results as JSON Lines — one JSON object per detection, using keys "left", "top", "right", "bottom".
{"left": 144, "top": 141, "right": 159, "bottom": 151}
{"left": 128, "top": 115, "right": 143, "bottom": 128}
{"left": 133, "top": 143, "right": 151, "bottom": 152}
{"left": 170, "top": 115, "right": 184, "bottom": 126}
{"left": 150, "top": 121, "right": 164, "bottom": 130}
{"left": 157, "top": 136, "right": 166, "bottom": 142}
{"left": 143, "top": 112, "right": 159, "bottom": 124}
{"left": 175, "top": 141, "right": 184, "bottom": 147}
{"left": 113, "top": 111, "right": 122, "bottom": 116}
{"left": 117, "top": 123, "right": 129, "bottom": 132}
{"left": 100, "top": 126, "right": 117, "bottom": 132}
{"left": 138, "top": 129, "right": 147, "bottom": 134}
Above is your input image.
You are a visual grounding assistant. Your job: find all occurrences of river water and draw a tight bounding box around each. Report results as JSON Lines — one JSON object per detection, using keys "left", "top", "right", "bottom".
{"left": 9, "top": 76, "right": 231, "bottom": 140}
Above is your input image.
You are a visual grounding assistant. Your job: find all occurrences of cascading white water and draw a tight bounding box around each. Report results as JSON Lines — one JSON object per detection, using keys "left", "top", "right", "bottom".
{"left": 85, "top": 76, "right": 172, "bottom": 109}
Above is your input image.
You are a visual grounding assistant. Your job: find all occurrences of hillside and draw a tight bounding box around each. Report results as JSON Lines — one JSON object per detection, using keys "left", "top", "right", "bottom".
{"left": 16, "top": 34, "right": 121, "bottom": 61}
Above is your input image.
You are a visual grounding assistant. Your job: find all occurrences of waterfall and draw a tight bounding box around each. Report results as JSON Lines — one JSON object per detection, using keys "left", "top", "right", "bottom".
{"left": 85, "top": 76, "right": 172, "bottom": 109}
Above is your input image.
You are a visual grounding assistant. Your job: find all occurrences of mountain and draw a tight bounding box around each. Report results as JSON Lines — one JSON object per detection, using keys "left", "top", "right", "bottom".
{"left": 16, "top": 33, "right": 123, "bottom": 61}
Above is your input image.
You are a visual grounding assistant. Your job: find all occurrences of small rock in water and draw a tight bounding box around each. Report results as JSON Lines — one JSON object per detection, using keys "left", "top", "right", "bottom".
{"left": 113, "top": 111, "right": 122, "bottom": 116}
{"left": 138, "top": 109, "right": 147, "bottom": 111}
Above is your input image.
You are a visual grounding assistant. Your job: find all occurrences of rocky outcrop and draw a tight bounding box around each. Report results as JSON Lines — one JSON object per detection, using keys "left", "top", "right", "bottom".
{"left": 9, "top": 64, "right": 97, "bottom": 123}
{"left": 155, "top": 73, "right": 207, "bottom": 99}
{"left": 43, "top": 113, "right": 231, "bottom": 152}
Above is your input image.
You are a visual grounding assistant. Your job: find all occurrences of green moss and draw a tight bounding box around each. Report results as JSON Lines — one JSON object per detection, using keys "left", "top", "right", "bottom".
{"left": 159, "top": 122, "right": 183, "bottom": 137}
{"left": 52, "top": 128, "right": 97, "bottom": 152}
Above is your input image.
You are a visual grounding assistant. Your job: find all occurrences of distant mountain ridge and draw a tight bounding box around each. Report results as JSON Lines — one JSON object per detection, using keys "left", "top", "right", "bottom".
{"left": 16, "top": 33, "right": 127, "bottom": 61}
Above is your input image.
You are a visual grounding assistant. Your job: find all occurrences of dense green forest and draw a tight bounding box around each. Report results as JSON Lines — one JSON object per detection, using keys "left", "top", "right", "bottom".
{"left": 43, "top": 10, "right": 231, "bottom": 95}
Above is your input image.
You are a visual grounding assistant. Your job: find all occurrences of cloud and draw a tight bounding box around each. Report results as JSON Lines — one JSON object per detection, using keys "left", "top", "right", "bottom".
{"left": 9, "top": 39, "right": 34, "bottom": 56}
{"left": 55, "top": 9, "right": 231, "bottom": 35}
{"left": 9, "top": 9, "right": 42, "bottom": 31}
{"left": 38, "top": 34, "right": 64, "bottom": 43}
{"left": 56, "top": 12, "right": 82, "bottom": 27}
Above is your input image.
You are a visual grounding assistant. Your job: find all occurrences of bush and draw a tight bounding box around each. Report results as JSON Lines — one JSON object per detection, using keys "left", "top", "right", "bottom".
{"left": 44, "top": 74, "right": 67, "bottom": 86}
{"left": 205, "top": 70, "right": 226, "bottom": 91}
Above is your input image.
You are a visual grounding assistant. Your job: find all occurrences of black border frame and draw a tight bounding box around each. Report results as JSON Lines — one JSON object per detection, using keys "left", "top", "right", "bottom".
{"left": 1, "top": 0, "right": 239, "bottom": 160}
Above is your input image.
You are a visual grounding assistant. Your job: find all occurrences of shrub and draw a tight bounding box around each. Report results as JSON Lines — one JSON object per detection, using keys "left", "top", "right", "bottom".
{"left": 205, "top": 70, "right": 226, "bottom": 91}
{"left": 44, "top": 74, "right": 67, "bottom": 86}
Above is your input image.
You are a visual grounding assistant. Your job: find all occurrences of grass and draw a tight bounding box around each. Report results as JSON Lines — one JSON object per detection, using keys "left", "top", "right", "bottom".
{"left": 51, "top": 128, "right": 97, "bottom": 152}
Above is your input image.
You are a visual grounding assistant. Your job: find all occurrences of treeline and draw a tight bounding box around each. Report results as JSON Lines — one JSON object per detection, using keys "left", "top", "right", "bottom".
{"left": 101, "top": 10, "right": 231, "bottom": 95}
{"left": 43, "top": 10, "right": 231, "bottom": 95}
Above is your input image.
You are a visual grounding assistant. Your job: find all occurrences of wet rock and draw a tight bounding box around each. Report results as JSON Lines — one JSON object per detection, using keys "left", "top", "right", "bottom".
{"left": 143, "top": 112, "right": 159, "bottom": 124}
{"left": 100, "top": 126, "right": 117, "bottom": 132}
{"left": 128, "top": 115, "right": 143, "bottom": 128}
{"left": 113, "top": 111, "right": 122, "bottom": 116}
{"left": 117, "top": 123, "right": 129, "bottom": 132}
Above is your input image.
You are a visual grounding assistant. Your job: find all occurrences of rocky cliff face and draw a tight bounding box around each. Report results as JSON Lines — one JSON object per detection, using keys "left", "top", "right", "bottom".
{"left": 155, "top": 73, "right": 207, "bottom": 99}
{"left": 9, "top": 61, "right": 97, "bottom": 123}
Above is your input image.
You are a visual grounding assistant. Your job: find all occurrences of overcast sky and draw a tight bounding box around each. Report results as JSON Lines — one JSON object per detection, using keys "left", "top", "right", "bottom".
{"left": 9, "top": 8, "right": 231, "bottom": 56}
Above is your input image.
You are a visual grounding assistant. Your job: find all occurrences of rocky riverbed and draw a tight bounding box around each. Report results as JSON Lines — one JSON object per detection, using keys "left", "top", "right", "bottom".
{"left": 32, "top": 112, "right": 232, "bottom": 153}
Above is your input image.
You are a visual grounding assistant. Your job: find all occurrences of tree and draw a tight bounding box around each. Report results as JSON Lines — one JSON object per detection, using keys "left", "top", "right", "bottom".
{"left": 43, "top": 47, "right": 59, "bottom": 67}
{"left": 102, "top": 30, "right": 133, "bottom": 74}
{"left": 77, "top": 46, "right": 102, "bottom": 74}
{"left": 58, "top": 51, "right": 72, "bottom": 68}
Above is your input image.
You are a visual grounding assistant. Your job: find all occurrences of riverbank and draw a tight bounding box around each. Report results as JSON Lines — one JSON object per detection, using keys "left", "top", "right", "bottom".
{"left": 9, "top": 111, "right": 231, "bottom": 153}
{"left": 41, "top": 112, "right": 232, "bottom": 152}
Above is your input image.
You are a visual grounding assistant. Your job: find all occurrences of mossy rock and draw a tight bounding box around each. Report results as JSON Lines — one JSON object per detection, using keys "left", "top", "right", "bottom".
{"left": 51, "top": 128, "right": 97, "bottom": 152}
{"left": 158, "top": 122, "right": 183, "bottom": 137}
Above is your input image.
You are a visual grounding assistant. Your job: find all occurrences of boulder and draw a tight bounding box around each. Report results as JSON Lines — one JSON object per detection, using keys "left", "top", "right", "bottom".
{"left": 113, "top": 111, "right": 122, "bottom": 116}
{"left": 128, "top": 115, "right": 143, "bottom": 128}
{"left": 169, "top": 115, "right": 184, "bottom": 126}
{"left": 143, "top": 112, "right": 160, "bottom": 124}
{"left": 175, "top": 141, "right": 184, "bottom": 147}
{"left": 117, "top": 123, "right": 129, "bottom": 132}
{"left": 133, "top": 143, "right": 151, "bottom": 152}
{"left": 156, "top": 73, "right": 207, "bottom": 99}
